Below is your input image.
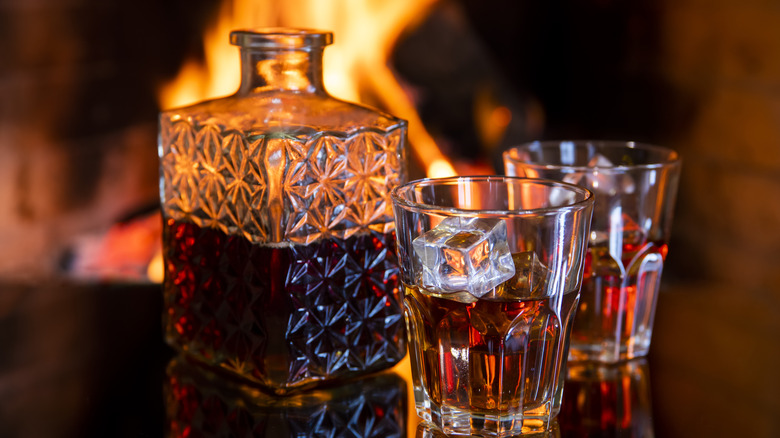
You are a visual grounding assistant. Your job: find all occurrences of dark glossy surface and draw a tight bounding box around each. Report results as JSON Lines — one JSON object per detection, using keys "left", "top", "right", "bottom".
{"left": 0, "top": 280, "right": 778, "bottom": 437}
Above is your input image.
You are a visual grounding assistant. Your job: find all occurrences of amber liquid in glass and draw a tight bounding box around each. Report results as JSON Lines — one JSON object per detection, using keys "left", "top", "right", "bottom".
{"left": 163, "top": 219, "right": 405, "bottom": 393}
{"left": 569, "top": 232, "right": 668, "bottom": 362}
{"left": 404, "top": 282, "right": 578, "bottom": 435}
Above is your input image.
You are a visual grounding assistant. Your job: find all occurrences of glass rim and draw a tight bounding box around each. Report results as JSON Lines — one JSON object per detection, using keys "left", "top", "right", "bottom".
{"left": 391, "top": 175, "right": 594, "bottom": 217}
{"left": 503, "top": 140, "right": 682, "bottom": 172}
{"left": 230, "top": 28, "right": 333, "bottom": 49}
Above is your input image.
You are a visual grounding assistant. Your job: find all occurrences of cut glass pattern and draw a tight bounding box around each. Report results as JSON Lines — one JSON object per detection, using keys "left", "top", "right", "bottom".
{"left": 160, "top": 119, "right": 405, "bottom": 244}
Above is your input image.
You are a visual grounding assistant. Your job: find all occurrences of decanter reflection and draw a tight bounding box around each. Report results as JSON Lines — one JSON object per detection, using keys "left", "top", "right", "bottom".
{"left": 560, "top": 359, "right": 654, "bottom": 438}
{"left": 164, "top": 357, "right": 407, "bottom": 437}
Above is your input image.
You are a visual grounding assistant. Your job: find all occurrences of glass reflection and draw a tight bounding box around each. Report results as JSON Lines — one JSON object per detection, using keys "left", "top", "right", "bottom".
{"left": 415, "top": 420, "right": 560, "bottom": 437}
{"left": 164, "top": 356, "right": 408, "bottom": 437}
{"left": 560, "top": 359, "right": 653, "bottom": 438}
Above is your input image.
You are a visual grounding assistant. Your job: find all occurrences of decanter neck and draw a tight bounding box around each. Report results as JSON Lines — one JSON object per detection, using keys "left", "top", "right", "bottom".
{"left": 230, "top": 29, "right": 331, "bottom": 95}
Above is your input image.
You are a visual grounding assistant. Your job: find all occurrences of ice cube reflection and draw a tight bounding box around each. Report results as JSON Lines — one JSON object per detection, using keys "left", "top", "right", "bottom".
{"left": 412, "top": 216, "right": 515, "bottom": 299}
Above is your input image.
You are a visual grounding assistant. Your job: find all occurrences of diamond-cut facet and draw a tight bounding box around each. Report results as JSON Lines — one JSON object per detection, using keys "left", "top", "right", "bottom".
{"left": 163, "top": 220, "right": 404, "bottom": 391}
{"left": 161, "top": 123, "right": 401, "bottom": 241}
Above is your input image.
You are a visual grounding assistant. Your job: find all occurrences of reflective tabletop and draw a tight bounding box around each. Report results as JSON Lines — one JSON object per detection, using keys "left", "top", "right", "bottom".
{"left": 0, "top": 279, "right": 777, "bottom": 437}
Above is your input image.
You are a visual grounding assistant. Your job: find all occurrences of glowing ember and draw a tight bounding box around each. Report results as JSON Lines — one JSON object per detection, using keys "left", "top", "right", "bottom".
{"left": 68, "top": 210, "right": 162, "bottom": 283}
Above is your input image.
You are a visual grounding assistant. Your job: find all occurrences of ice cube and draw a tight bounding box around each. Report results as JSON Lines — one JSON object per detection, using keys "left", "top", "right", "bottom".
{"left": 412, "top": 216, "right": 515, "bottom": 299}
{"left": 587, "top": 153, "right": 614, "bottom": 168}
{"left": 584, "top": 153, "right": 635, "bottom": 195}
{"left": 492, "top": 251, "right": 550, "bottom": 300}
{"left": 620, "top": 213, "right": 646, "bottom": 247}
{"left": 549, "top": 172, "right": 584, "bottom": 206}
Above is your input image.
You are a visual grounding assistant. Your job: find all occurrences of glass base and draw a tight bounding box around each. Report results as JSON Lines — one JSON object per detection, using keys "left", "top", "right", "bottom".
{"left": 414, "top": 396, "right": 556, "bottom": 437}
{"left": 568, "top": 339, "right": 650, "bottom": 363}
{"left": 416, "top": 418, "right": 561, "bottom": 437}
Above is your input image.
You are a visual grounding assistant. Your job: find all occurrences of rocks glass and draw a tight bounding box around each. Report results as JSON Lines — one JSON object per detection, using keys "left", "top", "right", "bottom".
{"left": 391, "top": 176, "right": 594, "bottom": 436}
{"left": 504, "top": 141, "right": 681, "bottom": 363}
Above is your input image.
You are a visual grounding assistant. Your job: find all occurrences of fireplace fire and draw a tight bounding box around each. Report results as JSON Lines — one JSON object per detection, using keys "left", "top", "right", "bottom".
{"left": 157, "top": 0, "right": 461, "bottom": 178}
{"left": 5, "top": 0, "right": 777, "bottom": 294}
{"left": 54, "top": 0, "right": 526, "bottom": 284}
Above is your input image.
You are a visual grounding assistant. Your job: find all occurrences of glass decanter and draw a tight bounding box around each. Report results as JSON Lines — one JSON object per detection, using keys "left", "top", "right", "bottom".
{"left": 158, "top": 28, "right": 408, "bottom": 394}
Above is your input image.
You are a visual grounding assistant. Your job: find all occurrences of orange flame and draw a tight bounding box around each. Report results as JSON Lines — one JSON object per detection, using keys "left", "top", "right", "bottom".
{"left": 158, "top": 0, "right": 455, "bottom": 178}
{"left": 152, "top": 0, "right": 463, "bottom": 284}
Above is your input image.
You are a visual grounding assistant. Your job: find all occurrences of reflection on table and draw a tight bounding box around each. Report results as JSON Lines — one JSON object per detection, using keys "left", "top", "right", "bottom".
{"left": 415, "top": 420, "right": 561, "bottom": 437}
{"left": 406, "top": 359, "right": 652, "bottom": 438}
{"left": 1, "top": 281, "right": 778, "bottom": 437}
{"left": 163, "top": 354, "right": 654, "bottom": 438}
{"left": 560, "top": 359, "right": 653, "bottom": 438}
{"left": 164, "top": 357, "right": 408, "bottom": 437}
